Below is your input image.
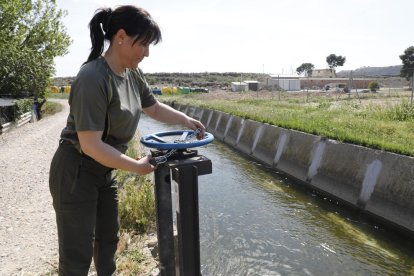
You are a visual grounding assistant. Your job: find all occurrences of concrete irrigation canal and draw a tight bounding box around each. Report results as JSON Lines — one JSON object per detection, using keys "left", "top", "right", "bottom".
{"left": 140, "top": 115, "right": 414, "bottom": 275}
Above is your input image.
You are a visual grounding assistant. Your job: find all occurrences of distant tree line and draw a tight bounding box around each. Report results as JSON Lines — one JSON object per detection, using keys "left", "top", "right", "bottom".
{"left": 144, "top": 72, "right": 264, "bottom": 87}
{"left": 54, "top": 72, "right": 265, "bottom": 90}
{"left": 296, "top": 54, "right": 346, "bottom": 77}
{"left": 296, "top": 48, "right": 414, "bottom": 88}
{"left": 399, "top": 46, "right": 414, "bottom": 84}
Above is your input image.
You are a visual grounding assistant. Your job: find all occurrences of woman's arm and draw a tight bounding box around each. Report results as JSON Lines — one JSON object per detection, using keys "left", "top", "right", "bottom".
{"left": 143, "top": 101, "right": 205, "bottom": 137}
{"left": 77, "top": 130, "right": 155, "bottom": 175}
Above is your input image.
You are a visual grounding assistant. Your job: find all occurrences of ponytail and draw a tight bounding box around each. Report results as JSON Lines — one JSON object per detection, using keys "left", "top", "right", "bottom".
{"left": 84, "top": 5, "right": 162, "bottom": 65}
{"left": 84, "top": 8, "right": 112, "bottom": 64}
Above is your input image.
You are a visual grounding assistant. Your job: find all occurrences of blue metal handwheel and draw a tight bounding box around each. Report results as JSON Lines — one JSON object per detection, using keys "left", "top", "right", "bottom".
{"left": 140, "top": 130, "right": 214, "bottom": 150}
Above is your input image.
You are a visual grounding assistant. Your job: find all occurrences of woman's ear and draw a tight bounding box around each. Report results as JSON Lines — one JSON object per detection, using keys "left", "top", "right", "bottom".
{"left": 114, "top": 29, "right": 127, "bottom": 45}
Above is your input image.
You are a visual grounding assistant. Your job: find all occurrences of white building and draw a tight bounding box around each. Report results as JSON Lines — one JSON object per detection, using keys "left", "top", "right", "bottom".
{"left": 310, "top": 69, "right": 336, "bottom": 78}
{"left": 267, "top": 75, "right": 300, "bottom": 91}
{"left": 231, "top": 82, "right": 248, "bottom": 92}
{"left": 244, "top": 80, "right": 259, "bottom": 91}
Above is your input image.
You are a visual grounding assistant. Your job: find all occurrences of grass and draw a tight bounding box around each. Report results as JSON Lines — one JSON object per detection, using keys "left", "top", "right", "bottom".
{"left": 117, "top": 134, "right": 155, "bottom": 234}
{"left": 34, "top": 94, "right": 66, "bottom": 119}
{"left": 159, "top": 90, "right": 414, "bottom": 156}
{"left": 47, "top": 93, "right": 70, "bottom": 99}
{"left": 117, "top": 175, "right": 155, "bottom": 233}
{"left": 42, "top": 101, "right": 63, "bottom": 117}
{"left": 115, "top": 135, "right": 157, "bottom": 275}
{"left": 116, "top": 231, "right": 158, "bottom": 275}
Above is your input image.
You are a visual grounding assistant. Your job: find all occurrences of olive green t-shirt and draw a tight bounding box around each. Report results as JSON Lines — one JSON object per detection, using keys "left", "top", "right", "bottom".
{"left": 60, "top": 56, "right": 156, "bottom": 153}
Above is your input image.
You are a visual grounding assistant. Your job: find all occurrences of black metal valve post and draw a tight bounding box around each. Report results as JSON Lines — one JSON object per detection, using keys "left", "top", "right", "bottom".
{"left": 153, "top": 149, "right": 212, "bottom": 276}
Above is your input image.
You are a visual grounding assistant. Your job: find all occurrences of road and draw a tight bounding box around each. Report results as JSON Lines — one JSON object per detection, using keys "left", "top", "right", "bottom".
{"left": 0, "top": 99, "right": 68, "bottom": 275}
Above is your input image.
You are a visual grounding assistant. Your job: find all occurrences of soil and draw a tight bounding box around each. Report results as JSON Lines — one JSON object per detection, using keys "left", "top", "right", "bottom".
{"left": 0, "top": 99, "right": 67, "bottom": 275}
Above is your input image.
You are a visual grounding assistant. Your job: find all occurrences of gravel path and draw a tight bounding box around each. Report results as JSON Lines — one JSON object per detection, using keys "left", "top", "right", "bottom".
{"left": 0, "top": 99, "right": 69, "bottom": 275}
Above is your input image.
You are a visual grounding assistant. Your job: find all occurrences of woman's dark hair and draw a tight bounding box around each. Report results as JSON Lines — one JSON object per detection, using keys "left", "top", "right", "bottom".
{"left": 85, "top": 5, "right": 162, "bottom": 64}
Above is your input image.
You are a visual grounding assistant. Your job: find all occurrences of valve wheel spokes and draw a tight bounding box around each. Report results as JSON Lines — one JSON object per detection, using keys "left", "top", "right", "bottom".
{"left": 140, "top": 129, "right": 214, "bottom": 150}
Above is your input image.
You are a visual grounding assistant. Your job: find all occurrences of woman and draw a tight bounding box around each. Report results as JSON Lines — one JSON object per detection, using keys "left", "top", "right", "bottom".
{"left": 49, "top": 5, "right": 205, "bottom": 275}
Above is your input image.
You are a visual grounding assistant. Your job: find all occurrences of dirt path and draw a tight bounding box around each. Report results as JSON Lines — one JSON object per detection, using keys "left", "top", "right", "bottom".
{"left": 0, "top": 99, "right": 69, "bottom": 275}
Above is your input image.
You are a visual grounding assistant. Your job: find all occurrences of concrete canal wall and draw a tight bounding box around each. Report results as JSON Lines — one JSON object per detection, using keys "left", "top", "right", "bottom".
{"left": 173, "top": 103, "right": 414, "bottom": 236}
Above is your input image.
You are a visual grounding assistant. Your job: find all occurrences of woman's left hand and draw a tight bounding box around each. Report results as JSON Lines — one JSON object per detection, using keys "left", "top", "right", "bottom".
{"left": 184, "top": 117, "right": 205, "bottom": 139}
{"left": 143, "top": 102, "right": 206, "bottom": 139}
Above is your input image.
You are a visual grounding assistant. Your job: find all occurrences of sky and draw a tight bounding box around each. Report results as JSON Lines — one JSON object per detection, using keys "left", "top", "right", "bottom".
{"left": 54, "top": 0, "right": 414, "bottom": 77}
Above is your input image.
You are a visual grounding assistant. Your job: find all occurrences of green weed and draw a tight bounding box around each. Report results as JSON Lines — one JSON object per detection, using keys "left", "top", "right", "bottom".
{"left": 117, "top": 136, "right": 155, "bottom": 233}
{"left": 383, "top": 101, "right": 414, "bottom": 121}
{"left": 118, "top": 178, "right": 155, "bottom": 233}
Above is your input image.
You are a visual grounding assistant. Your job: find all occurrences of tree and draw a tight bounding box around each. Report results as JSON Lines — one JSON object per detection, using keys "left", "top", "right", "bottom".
{"left": 368, "top": 81, "right": 380, "bottom": 92}
{"left": 399, "top": 46, "right": 414, "bottom": 84}
{"left": 326, "top": 54, "right": 346, "bottom": 71}
{"left": 296, "top": 63, "right": 315, "bottom": 77}
{"left": 0, "top": 0, "right": 71, "bottom": 98}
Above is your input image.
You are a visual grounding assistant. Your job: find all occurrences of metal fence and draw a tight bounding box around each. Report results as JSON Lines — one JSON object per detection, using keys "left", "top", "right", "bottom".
{"left": 0, "top": 112, "right": 33, "bottom": 135}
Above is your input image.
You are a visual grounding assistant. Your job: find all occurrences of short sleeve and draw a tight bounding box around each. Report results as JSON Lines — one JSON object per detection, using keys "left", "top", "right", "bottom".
{"left": 135, "top": 68, "right": 156, "bottom": 108}
{"left": 70, "top": 67, "right": 108, "bottom": 132}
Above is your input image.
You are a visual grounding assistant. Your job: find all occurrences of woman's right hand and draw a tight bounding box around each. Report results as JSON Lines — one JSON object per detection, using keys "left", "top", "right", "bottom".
{"left": 136, "top": 155, "right": 156, "bottom": 175}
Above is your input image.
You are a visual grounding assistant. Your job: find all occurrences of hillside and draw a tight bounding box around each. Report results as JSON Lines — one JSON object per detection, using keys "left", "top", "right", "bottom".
{"left": 53, "top": 67, "right": 405, "bottom": 89}
{"left": 337, "top": 65, "right": 402, "bottom": 77}
{"left": 53, "top": 77, "right": 75, "bottom": 87}
{"left": 53, "top": 72, "right": 265, "bottom": 89}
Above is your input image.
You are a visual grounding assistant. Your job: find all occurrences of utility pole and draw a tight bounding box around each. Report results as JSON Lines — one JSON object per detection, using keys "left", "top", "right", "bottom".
{"left": 411, "top": 71, "right": 414, "bottom": 106}
{"left": 278, "top": 75, "right": 281, "bottom": 101}
{"left": 306, "top": 71, "right": 309, "bottom": 103}
{"left": 240, "top": 73, "right": 243, "bottom": 93}
{"left": 348, "top": 70, "right": 353, "bottom": 99}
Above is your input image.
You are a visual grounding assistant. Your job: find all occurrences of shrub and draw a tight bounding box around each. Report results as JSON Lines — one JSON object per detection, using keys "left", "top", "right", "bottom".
{"left": 14, "top": 99, "right": 33, "bottom": 118}
{"left": 118, "top": 177, "right": 155, "bottom": 233}
{"left": 117, "top": 137, "right": 155, "bottom": 233}
{"left": 368, "top": 81, "right": 380, "bottom": 92}
{"left": 42, "top": 101, "right": 62, "bottom": 117}
{"left": 383, "top": 101, "right": 414, "bottom": 121}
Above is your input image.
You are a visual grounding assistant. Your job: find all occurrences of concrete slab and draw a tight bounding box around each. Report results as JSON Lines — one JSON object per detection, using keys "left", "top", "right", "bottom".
{"left": 236, "top": 119, "right": 263, "bottom": 155}
{"left": 186, "top": 106, "right": 196, "bottom": 117}
{"left": 308, "top": 140, "right": 370, "bottom": 205}
{"left": 174, "top": 103, "right": 182, "bottom": 111}
{"left": 251, "top": 124, "right": 283, "bottom": 166}
{"left": 182, "top": 104, "right": 189, "bottom": 114}
{"left": 365, "top": 151, "right": 414, "bottom": 233}
{"left": 214, "top": 113, "right": 232, "bottom": 141}
{"left": 274, "top": 129, "right": 321, "bottom": 182}
{"left": 193, "top": 107, "right": 204, "bottom": 120}
{"left": 223, "top": 116, "right": 244, "bottom": 147}
{"left": 200, "top": 109, "right": 212, "bottom": 128}
{"left": 206, "top": 110, "right": 223, "bottom": 133}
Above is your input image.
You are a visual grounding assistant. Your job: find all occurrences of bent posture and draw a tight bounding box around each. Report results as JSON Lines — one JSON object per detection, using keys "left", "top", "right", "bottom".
{"left": 49, "top": 5, "right": 204, "bottom": 275}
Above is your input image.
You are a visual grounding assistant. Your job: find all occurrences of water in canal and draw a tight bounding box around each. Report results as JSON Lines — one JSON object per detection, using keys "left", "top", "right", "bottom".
{"left": 139, "top": 116, "right": 414, "bottom": 275}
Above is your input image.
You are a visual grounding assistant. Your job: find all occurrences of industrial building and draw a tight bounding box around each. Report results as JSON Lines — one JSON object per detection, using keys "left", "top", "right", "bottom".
{"left": 266, "top": 75, "right": 301, "bottom": 91}
{"left": 309, "top": 68, "right": 336, "bottom": 78}
{"left": 231, "top": 81, "right": 259, "bottom": 92}
{"left": 231, "top": 82, "right": 248, "bottom": 92}
{"left": 244, "top": 81, "right": 259, "bottom": 91}
{"left": 300, "top": 77, "right": 372, "bottom": 90}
